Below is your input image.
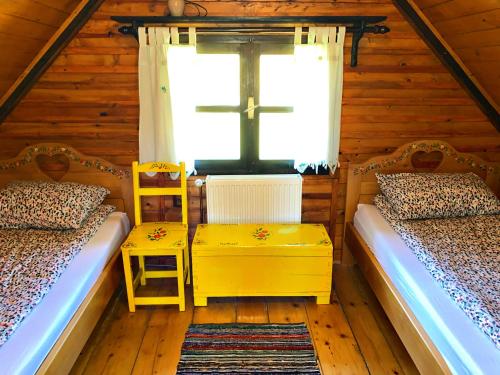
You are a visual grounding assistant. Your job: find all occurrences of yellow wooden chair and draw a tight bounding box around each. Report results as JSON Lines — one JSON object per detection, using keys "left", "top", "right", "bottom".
{"left": 121, "top": 161, "right": 190, "bottom": 312}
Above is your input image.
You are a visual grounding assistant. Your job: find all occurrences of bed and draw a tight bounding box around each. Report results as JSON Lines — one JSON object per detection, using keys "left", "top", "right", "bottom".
{"left": 342, "top": 140, "right": 500, "bottom": 375}
{"left": 0, "top": 144, "right": 133, "bottom": 375}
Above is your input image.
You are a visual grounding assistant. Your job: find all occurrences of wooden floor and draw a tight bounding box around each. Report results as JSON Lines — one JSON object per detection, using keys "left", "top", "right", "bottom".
{"left": 70, "top": 265, "right": 419, "bottom": 375}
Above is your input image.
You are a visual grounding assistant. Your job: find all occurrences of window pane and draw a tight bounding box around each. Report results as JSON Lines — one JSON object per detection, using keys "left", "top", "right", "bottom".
{"left": 259, "top": 113, "right": 296, "bottom": 160}
{"left": 260, "top": 55, "right": 295, "bottom": 106}
{"left": 193, "top": 113, "right": 240, "bottom": 160}
{"left": 195, "top": 54, "right": 240, "bottom": 106}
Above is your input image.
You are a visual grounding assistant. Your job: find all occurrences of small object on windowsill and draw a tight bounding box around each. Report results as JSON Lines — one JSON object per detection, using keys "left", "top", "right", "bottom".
{"left": 167, "top": 0, "right": 185, "bottom": 17}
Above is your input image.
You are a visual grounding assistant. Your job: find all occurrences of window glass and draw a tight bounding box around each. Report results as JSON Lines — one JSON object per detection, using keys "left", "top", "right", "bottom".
{"left": 192, "top": 113, "right": 240, "bottom": 160}
{"left": 259, "top": 113, "right": 296, "bottom": 160}
{"left": 195, "top": 54, "right": 240, "bottom": 106}
{"left": 169, "top": 41, "right": 332, "bottom": 174}
{"left": 259, "top": 55, "right": 295, "bottom": 106}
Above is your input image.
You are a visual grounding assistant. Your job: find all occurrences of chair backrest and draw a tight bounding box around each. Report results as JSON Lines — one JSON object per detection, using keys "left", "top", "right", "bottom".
{"left": 132, "top": 161, "right": 188, "bottom": 226}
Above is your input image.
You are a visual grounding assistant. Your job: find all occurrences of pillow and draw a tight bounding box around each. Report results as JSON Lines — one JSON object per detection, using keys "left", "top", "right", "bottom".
{"left": 375, "top": 172, "right": 500, "bottom": 220}
{"left": 0, "top": 181, "right": 110, "bottom": 229}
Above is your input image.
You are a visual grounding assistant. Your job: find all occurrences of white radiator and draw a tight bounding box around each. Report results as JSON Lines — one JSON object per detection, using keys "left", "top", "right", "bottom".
{"left": 206, "top": 174, "right": 303, "bottom": 224}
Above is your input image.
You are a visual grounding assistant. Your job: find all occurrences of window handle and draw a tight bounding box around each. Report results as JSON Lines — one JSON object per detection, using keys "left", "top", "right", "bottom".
{"left": 244, "top": 96, "right": 259, "bottom": 120}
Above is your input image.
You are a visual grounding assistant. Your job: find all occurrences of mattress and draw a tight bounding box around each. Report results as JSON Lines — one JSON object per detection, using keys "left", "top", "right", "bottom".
{"left": 353, "top": 204, "right": 500, "bottom": 375}
{"left": 0, "top": 212, "right": 130, "bottom": 375}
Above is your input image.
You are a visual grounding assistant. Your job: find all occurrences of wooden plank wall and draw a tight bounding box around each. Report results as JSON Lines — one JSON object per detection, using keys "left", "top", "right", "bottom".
{"left": 0, "top": 0, "right": 81, "bottom": 98}
{"left": 413, "top": 0, "right": 500, "bottom": 107}
{"left": 0, "top": 0, "right": 499, "bottom": 261}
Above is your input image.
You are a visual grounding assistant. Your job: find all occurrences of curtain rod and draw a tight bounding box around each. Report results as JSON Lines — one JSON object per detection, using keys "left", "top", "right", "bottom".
{"left": 111, "top": 16, "right": 390, "bottom": 67}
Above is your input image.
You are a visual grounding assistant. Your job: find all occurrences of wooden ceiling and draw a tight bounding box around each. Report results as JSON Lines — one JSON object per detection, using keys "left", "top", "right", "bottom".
{"left": 412, "top": 0, "right": 500, "bottom": 108}
{"left": 0, "top": 0, "right": 81, "bottom": 100}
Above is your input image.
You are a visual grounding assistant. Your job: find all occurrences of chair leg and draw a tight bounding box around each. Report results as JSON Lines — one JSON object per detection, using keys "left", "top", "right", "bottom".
{"left": 138, "top": 255, "right": 146, "bottom": 286}
{"left": 176, "top": 249, "right": 186, "bottom": 312}
{"left": 122, "top": 249, "right": 136, "bottom": 312}
{"left": 184, "top": 240, "right": 190, "bottom": 285}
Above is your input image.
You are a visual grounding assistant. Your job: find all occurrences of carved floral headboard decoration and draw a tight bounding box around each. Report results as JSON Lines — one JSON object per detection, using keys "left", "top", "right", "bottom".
{"left": 353, "top": 141, "right": 499, "bottom": 176}
{"left": 0, "top": 144, "right": 130, "bottom": 180}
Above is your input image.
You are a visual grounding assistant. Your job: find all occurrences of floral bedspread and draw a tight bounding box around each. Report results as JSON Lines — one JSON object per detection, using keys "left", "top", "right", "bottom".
{"left": 374, "top": 195, "right": 500, "bottom": 350}
{"left": 0, "top": 205, "right": 114, "bottom": 346}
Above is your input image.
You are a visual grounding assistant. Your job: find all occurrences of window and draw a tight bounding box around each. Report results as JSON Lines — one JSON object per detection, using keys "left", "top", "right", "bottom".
{"left": 138, "top": 26, "right": 345, "bottom": 176}
{"left": 168, "top": 38, "right": 331, "bottom": 174}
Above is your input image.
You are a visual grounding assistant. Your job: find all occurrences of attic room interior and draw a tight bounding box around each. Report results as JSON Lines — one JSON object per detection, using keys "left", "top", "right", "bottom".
{"left": 0, "top": 0, "right": 499, "bottom": 374}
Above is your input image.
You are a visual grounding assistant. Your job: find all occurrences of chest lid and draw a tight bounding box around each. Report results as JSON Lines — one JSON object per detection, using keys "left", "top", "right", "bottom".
{"left": 192, "top": 224, "right": 332, "bottom": 256}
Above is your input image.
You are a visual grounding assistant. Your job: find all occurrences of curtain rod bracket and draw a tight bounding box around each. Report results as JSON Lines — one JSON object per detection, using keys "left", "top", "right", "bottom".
{"left": 350, "top": 23, "right": 389, "bottom": 67}
{"left": 351, "top": 21, "right": 365, "bottom": 68}
{"left": 118, "top": 21, "right": 143, "bottom": 40}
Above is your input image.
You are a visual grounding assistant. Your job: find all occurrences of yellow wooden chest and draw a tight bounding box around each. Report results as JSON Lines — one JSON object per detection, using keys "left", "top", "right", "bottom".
{"left": 191, "top": 224, "right": 333, "bottom": 306}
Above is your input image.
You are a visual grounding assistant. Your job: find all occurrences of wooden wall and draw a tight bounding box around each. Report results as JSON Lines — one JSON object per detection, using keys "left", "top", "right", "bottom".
{"left": 0, "top": 0, "right": 81, "bottom": 99}
{"left": 413, "top": 0, "right": 500, "bottom": 107}
{"left": 0, "top": 0, "right": 499, "bottom": 261}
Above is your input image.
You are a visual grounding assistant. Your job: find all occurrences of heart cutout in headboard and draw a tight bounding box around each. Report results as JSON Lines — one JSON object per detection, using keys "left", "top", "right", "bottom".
{"left": 410, "top": 150, "right": 444, "bottom": 171}
{"left": 36, "top": 154, "right": 70, "bottom": 181}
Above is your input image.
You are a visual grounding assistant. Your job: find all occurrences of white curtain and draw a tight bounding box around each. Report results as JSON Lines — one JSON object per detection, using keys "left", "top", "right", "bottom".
{"left": 292, "top": 26, "right": 346, "bottom": 174}
{"left": 138, "top": 26, "right": 196, "bottom": 175}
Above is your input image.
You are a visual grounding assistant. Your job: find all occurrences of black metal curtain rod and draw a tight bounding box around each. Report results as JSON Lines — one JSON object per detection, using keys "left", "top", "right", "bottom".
{"left": 111, "top": 16, "right": 390, "bottom": 67}
{"left": 111, "top": 15, "right": 387, "bottom": 24}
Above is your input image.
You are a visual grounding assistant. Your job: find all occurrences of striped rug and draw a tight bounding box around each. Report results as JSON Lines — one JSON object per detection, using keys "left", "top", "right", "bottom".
{"left": 176, "top": 323, "right": 320, "bottom": 374}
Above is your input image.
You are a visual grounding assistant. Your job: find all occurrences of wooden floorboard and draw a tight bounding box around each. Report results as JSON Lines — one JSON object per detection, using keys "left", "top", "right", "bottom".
{"left": 334, "top": 264, "right": 420, "bottom": 375}
{"left": 349, "top": 266, "right": 420, "bottom": 375}
{"left": 148, "top": 295, "right": 194, "bottom": 374}
{"left": 267, "top": 297, "right": 308, "bottom": 324}
{"left": 72, "top": 270, "right": 419, "bottom": 375}
{"left": 305, "top": 296, "right": 369, "bottom": 375}
{"left": 335, "top": 266, "right": 405, "bottom": 375}
{"left": 192, "top": 297, "right": 237, "bottom": 324}
{"left": 236, "top": 297, "right": 269, "bottom": 323}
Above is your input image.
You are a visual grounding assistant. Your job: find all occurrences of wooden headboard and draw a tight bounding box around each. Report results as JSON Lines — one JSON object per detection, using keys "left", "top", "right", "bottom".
{"left": 0, "top": 143, "right": 134, "bottom": 224}
{"left": 345, "top": 140, "right": 500, "bottom": 225}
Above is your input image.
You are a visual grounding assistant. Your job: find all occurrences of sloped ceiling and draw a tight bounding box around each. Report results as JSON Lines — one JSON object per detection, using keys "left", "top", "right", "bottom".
{"left": 0, "top": 0, "right": 81, "bottom": 99}
{"left": 412, "top": 0, "right": 500, "bottom": 108}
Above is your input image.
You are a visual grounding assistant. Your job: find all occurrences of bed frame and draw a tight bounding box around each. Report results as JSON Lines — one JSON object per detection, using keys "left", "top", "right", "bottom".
{"left": 342, "top": 140, "right": 500, "bottom": 375}
{"left": 0, "top": 143, "right": 133, "bottom": 375}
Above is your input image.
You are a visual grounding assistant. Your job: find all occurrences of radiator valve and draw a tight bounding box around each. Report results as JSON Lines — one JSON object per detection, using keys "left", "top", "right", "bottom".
{"left": 195, "top": 178, "right": 206, "bottom": 187}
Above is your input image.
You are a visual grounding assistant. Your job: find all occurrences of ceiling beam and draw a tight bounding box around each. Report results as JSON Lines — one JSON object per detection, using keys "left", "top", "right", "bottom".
{"left": 0, "top": 0, "right": 105, "bottom": 124}
{"left": 393, "top": 0, "right": 499, "bottom": 131}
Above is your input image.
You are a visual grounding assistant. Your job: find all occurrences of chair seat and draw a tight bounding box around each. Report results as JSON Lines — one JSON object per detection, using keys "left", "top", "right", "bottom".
{"left": 122, "top": 222, "right": 188, "bottom": 251}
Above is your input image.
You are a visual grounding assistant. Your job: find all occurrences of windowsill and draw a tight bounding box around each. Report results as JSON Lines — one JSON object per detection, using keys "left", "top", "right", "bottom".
{"left": 194, "top": 166, "right": 332, "bottom": 176}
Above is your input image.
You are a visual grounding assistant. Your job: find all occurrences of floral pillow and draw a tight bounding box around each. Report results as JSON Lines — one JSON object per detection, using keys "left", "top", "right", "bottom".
{"left": 0, "top": 181, "right": 110, "bottom": 229}
{"left": 376, "top": 172, "right": 500, "bottom": 220}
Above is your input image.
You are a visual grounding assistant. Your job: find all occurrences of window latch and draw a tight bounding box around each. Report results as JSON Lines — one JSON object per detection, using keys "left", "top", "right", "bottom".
{"left": 244, "top": 96, "right": 259, "bottom": 120}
